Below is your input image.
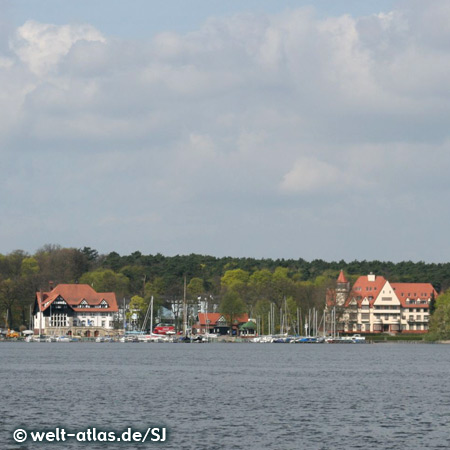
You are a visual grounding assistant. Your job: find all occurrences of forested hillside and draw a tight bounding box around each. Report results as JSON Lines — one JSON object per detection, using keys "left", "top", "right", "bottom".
{"left": 1, "top": 244, "right": 450, "bottom": 330}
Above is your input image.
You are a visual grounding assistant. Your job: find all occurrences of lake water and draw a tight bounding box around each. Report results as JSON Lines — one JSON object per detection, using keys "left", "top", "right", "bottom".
{"left": 2, "top": 342, "right": 450, "bottom": 449}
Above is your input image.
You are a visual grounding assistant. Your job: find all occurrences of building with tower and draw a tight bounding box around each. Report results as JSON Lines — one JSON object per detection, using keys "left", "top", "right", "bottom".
{"left": 326, "top": 271, "right": 437, "bottom": 334}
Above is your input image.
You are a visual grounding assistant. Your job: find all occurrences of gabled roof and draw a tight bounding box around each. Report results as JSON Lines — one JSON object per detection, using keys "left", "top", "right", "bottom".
{"left": 391, "top": 283, "right": 437, "bottom": 308}
{"left": 36, "top": 284, "right": 118, "bottom": 312}
{"left": 346, "top": 275, "right": 387, "bottom": 307}
{"left": 197, "top": 312, "right": 249, "bottom": 326}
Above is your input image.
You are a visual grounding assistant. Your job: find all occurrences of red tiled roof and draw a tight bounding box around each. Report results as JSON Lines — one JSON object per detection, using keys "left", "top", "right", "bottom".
{"left": 337, "top": 270, "right": 348, "bottom": 283}
{"left": 36, "top": 284, "right": 118, "bottom": 312}
{"left": 197, "top": 312, "right": 249, "bottom": 326}
{"left": 391, "top": 283, "right": 437, "bottom": 308}
{"left": 346, "top": 275, "right": 387, "bottom": 307}
{"left": 328, "top": 273, "right": 438, "bottom": 311}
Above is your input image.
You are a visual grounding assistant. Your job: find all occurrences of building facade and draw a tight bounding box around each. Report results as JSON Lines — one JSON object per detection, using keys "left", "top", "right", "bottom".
{"left": 326, "top": 271, "right": 438, "bottom": 334}
{"left": 195, "top": 313, "right": 250, "bottom": 336}
{"left": 33, "top": 284, "right": 119, "bottom": 337}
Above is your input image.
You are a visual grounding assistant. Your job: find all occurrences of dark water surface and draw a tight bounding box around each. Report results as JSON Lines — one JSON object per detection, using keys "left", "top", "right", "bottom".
{"left": 2, "top": 342, "right": 450, "bottom": 449}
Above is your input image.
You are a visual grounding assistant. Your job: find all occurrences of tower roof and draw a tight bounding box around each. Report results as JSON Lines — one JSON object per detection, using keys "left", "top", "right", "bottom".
{"left": 337, "top": 270, "right": 348, "bottom": 283}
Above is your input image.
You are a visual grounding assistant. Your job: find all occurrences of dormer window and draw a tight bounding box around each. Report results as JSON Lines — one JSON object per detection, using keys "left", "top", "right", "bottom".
{"left": 79, "top": 299, "right": 90, "bottom": 309}
{"left": 100, "top": 300, "right": 109, "bottom": 309}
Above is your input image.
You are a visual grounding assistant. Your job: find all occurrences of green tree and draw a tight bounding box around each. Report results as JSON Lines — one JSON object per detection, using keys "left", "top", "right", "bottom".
{"left": 187, "top": 277, "right": 204, "bottom": 299}
{"left": 127, "top": 295, "right": 147, "bottom": 329}
{"left": 79, "top": 269, "right": 129, "bottom": 298}
{"left": 20, "top": 257, "right": 40, "bottom": 277}
{"left": 0, "top": 279, "right": 20, "bottom": 329}
{"left": 35, "top": 246, "right": 88, "bottom": 284}
{"left": 219, "top": 290, "right": 246, "bottom": 336}
{"left": 426, "top": 290, "right": 450, "bottom": 340}
{"left": 221, "top": 269, "right": 249, "bottom": 290}
{"left": 221, "top": 269, "right": 249, "bottom": 302}
{"left": 428, "top": 303, "right": 450, "bottom": 340}
{"left": 272, "top": 267, "right": 296, "bottom": 307}
{"left": 254, "top": 298, "right": 271, "bottom": 335}
{"left": 120, "top": 265, "right": 147, "bottom": 296}
{"left": 248, "top": 269, "right": 274, "bottom": 303}
{"left": 285, "top": 296, "right": 299, "bottom": 334}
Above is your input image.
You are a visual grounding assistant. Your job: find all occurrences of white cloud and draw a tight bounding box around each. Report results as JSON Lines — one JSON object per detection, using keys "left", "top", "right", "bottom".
{"left": 280, "top": 157, "right": 341, "bottom": 193}
{"left": 10, "top": 20, "right": 105, "bottom": 76}
{"left": 2, "top": 3, "right": 450, "bottom": 260}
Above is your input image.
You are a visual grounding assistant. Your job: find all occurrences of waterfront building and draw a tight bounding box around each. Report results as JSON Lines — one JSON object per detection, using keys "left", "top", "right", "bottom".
{"left": 32, "top": 284, "right": 119, "bottom": 337}
{"left": 195, "top": 313, "right": 249, "bottom": 336}
{"left": 326, "top": 271, "right": 438, "bottom": 334}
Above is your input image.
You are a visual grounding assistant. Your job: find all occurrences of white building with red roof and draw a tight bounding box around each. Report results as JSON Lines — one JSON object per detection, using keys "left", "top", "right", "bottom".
{"left": 326, "top": 272, "right": 437, "bottom": 334}
{"left": 33, "top": 284, "right": 119, "bottom": 338}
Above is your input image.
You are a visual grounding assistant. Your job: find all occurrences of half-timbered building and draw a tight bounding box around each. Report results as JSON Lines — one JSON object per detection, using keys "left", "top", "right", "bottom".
{"left": 326, "top": 271, "right": 438, "bottom": 334}
{"left": 195, "top": 312, "right": 249, "bottom": 336}
{"left": 33, "top": 284, "right": 119, "bottom": 337}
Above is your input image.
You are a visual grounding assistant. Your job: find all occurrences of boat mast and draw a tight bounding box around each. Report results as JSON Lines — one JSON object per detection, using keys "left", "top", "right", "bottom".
{"left": 39, "top": 289, "right": 42, "bottom": 337}
{"left": 150, "top": 296, "right": 153, "bottom": 335}
{"left": 123, "top": 298, "right": 126, "bottom": 333}
{"left": 183, "top": 275, "right": 187, "bottom": 336}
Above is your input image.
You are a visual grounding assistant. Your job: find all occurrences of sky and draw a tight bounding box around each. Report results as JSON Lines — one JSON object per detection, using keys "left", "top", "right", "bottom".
{"left": 1, "top": 0, "right": 450, "bottom": 262}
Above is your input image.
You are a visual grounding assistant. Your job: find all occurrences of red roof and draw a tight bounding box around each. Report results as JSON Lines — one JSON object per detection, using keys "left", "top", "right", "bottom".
{"left": 36, "top": 284, "right": 118, "bottom": 312}
{"left": 346, "top": 275, "right": 387, "bottom": 307}
{"left": 337, "top": 270, "right": 348, "bottom": 283}
{"left": 391, "top": 283, "right": 437, "bottom": 308}
{"left": 197, "top": 312, "right": 249, "bottom": 326}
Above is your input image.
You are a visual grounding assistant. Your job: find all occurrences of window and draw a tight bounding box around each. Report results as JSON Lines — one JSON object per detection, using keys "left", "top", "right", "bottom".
{"left": 50, "top": 313, "right": 67, "bottom": 327}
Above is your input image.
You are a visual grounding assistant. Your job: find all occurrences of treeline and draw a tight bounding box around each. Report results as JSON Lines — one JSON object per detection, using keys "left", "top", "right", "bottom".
{"left": 1, "top": 244, "right": 450, "bottom": 331}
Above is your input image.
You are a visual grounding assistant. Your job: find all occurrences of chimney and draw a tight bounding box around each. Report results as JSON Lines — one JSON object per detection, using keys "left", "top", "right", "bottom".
{"left": 49, "top": 281, "right": 54, "bottom": 291}
{"left": 367, "top": 273, "right": 375, "bottom": 282}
